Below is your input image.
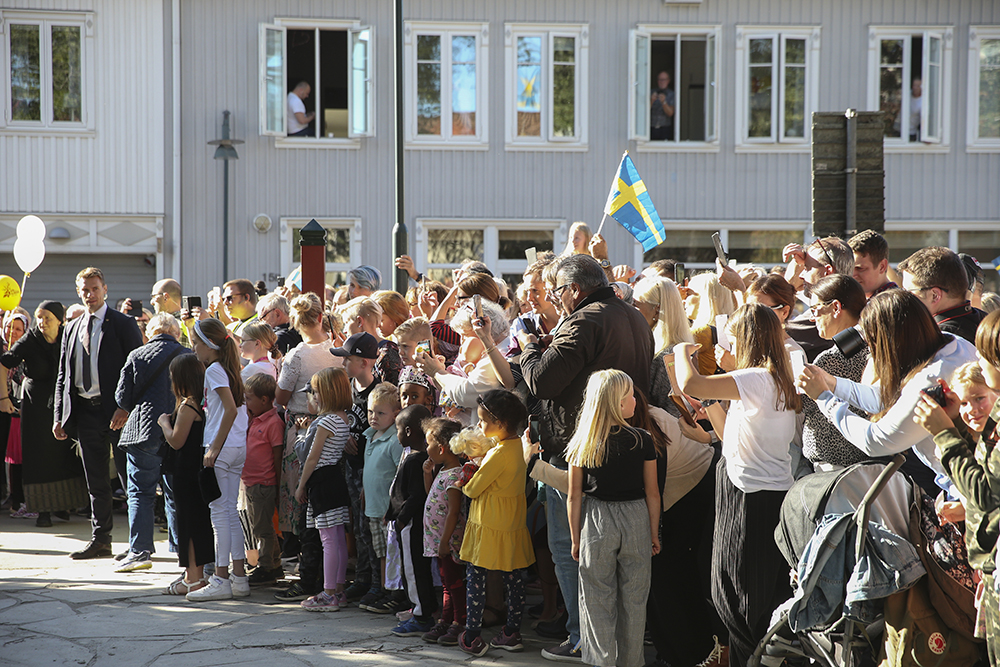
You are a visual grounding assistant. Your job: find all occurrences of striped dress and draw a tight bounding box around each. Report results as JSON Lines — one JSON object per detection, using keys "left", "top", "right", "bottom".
{"left": 304, "top": 413, "right": 351, "bottom": 529}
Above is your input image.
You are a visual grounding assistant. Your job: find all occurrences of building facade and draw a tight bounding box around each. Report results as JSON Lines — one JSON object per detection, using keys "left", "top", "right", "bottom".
{"left": 2, "top": 0, "right": 999, "bottom": 307}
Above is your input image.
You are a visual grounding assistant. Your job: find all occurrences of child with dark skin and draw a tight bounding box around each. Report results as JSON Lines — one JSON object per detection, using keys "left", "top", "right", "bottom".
{"left": 400, "top": 383, "right": 435, "bottom": 410}
{"left": 385, "top": 405, "right": 439, "bottom": 633}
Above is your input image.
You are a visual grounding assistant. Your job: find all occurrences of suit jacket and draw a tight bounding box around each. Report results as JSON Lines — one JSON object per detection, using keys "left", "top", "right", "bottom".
{"left": 55, "top": 306, "right": 143, "bottom": 429}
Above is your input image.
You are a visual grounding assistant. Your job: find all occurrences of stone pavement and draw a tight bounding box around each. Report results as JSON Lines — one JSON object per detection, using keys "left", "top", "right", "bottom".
{"left": 0, "top": 511, "right": 584, "bottom": 667}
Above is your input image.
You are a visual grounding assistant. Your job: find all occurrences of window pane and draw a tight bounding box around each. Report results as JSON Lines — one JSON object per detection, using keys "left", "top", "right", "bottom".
{"left": 728, "top": 229, "right": 803, "bottom": 264}
{"left": 706, "top": 34, "right": 717, "bottom": 140}
{"left": 10, "top": 24, "right": 41, "bottom": 122}
{"left": 350, "top": 29, "right": 371, "bottom": 136}
{"left": 879, "top": 40, "right": 904, "bottom": 138}
{"left": 552, "top": 36, "right": 576, "bottom": 137}
{"left": 881, "top": 39, "right": 904, "bottom": 65}
{"left": 959, "top": 231, "right": 1000, "bottom": 293}
{"left": 452, "top": 36, "right": 477, "bottom": 136}
{"left": 417, "top": 34, "right": 440, "bottom": 61}
{"left": 417, "top": 64, "right": 441, "bottom": 135}
{"left": 643, "top": 230, "right": 717, "bottom": 264}
{"left": 517, "top": 36, "right": 542, "bottom": 137}
{"left": 291, "top": 227, "right": 352, "bottom": 264}
{"left": 884, "top": 230, "right": 948, "bottom": 263}
{"left": 750, "top": 38, "right": 772, "bottom": 64}
{"left": 785, "top": 38, "right": 806, "bottom": 65}
{"left": 749, "top": 65, "right": 772, "bottom": 137}
{"left": 498, "top": 229, "right": 554, "bottom": 260}
{"left": 264, "top": 27, "right": 284, "bottom": 134}
{"left": 784, "top": 64, "right": 806, "bottom": 138}
{"left": 51, "top": 26, "right": 82, "bottom": 122}
{"left": 980, "top": 39, "right": 1000, "bottom": 139}
{"left": 428, "top": 229, "right": 484, "bottom": 265}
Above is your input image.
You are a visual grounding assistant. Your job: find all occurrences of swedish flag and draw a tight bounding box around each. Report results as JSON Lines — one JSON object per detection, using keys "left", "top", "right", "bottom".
{"left": 603, "top": 152, "right": 665, "bottom": 252}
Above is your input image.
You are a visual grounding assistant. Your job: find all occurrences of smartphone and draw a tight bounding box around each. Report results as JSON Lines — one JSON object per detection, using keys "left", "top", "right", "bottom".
{"left": 924, "top": 384, "right": 948, "bottom": 408}
{"left": 473, "top": 294, "right": 483, "bottom": 318}
{"left": 521, "top": 316, "right": 539, "bottom": 336}
{"left": 128, "top": 300, "right": 143, "bottom": 318}
{"left": 712, "top": 232, "right": 728, "bottom": 265}
{"left": 181, "top": 295, "right": 202, "bottom": 312}
{"left": 528, "top": 416, "right": 541, "bottom": 443}
{"left": 277, "top": 276, "right": 285, "bottom": 287}
{"left": 674, "top": 262, "right": 686, "bottom": 286}
{"left": 671, "top": 395, "right": 697, "bottom": 427}
{"left": 415, "top": 339, "right": 432, "bottom": 357}
{"left": 790, "top": 351, "right": 807, "bottom": 394}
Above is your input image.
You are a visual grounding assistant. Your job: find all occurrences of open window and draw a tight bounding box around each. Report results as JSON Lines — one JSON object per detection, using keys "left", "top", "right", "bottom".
{"left": 967, "top": 27, "right": 1000, "bottom": 150}
{"left": 258, "top": 19, "right": 374, "bottom": 143}
{"left": 869, "top": 27, "right": 952, "bottom": 147}
{"left": 629, "top": 26, "right": 720, "bottom": 148}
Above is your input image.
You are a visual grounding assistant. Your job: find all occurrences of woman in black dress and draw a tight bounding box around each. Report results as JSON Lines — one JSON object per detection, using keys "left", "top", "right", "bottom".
{"left": 0, "top": 301, "right": 87, "bottom": 527}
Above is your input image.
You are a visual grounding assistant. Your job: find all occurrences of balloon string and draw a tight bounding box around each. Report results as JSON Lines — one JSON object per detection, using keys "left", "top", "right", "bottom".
{"left": 21, "top": 272, "right": 29, "bottom": 296}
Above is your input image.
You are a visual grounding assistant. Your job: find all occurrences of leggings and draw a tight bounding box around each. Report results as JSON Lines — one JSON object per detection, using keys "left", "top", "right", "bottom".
{"left": 208, "top": 446, "right": 246, "bottom": 569}
{"left": 465, "top": 564, "right": 525, "bottom": 638}
{"left": 439, "top": 555, "right": 467, "bottom": 626}
{"left": 8, "top": 464, "right": 23, "bottom": 508}
{"left": 319, "top": 526, "right": 348, "bottom": 591}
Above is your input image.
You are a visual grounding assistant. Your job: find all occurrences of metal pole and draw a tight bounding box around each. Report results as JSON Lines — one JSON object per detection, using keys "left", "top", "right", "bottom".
{"left": 223, "top": 158, "right": 229, "bottom": 282}
{"left": 845, "top": 108, "right": 858, "bottom": 237}
{"left": 391, "top": 0, "right": 408, "bottom": 294}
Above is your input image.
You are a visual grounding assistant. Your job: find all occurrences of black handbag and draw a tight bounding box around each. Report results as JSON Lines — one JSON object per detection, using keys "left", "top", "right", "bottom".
{"left": 198, "top": 466, "right": 222, "bottom": 503}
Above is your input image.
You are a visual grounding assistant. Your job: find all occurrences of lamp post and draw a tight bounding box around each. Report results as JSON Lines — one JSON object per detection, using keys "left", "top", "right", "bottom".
{"left": 208, "top": 110, "right": 243, "bottom": 282}
{"left": 392, "top": 0, "right": 408, "bottom": 294}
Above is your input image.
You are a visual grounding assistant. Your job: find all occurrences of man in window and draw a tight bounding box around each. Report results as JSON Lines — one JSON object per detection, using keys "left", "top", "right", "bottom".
{"left": 650, "top": 71, "right": 675, "bottom": 141}
{"left": 907, "top": 78, "right": 922, "bottom": 141}
{"left": 287, "top": 81, "right": 315, "bottom": 137}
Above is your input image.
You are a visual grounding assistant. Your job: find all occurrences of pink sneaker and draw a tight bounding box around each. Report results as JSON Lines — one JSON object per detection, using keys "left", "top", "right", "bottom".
{"left": 301, "top": 591, "right": 340, "bottom": 612}
{"left": 11, "top": 506, "right": 38, "bottom": 519}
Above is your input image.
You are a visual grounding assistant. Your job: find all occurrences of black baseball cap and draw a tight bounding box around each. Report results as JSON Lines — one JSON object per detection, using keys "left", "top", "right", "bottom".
{"left": 331, "top": 332, "right": 379, "bottom": 360}
{"left": 958, "top": 253, "right": 984, "bottom": 288}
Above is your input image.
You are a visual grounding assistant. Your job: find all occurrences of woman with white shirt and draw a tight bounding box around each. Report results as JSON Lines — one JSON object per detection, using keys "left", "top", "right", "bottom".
{"left": 673, "top": 303, "right": 801, "bottom": 667}
{"left": 239, "top": 322, "right": 280, "bottom": 380}
{"left": 798, "top": 288, "right": 977, "bottom": 495}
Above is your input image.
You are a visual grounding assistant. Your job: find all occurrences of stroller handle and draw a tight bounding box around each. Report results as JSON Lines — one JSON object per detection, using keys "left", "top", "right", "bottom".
{"left": 853, "top": 453, "right": 907, "bottom": 563}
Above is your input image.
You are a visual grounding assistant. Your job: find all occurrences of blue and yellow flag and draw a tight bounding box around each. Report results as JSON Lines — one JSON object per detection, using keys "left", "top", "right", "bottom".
{"left": 603, "top": 152, "right": 665, "bottom": 252}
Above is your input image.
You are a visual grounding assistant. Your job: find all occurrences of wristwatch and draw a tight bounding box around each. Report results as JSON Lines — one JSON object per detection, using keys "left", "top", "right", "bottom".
{"left": 598, "top": 259, "right": 611, "bottom": 269}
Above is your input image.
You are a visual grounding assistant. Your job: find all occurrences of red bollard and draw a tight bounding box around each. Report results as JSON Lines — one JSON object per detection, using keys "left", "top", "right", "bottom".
{"left": 299, "top": 219, "right": 327, "bottom": 307}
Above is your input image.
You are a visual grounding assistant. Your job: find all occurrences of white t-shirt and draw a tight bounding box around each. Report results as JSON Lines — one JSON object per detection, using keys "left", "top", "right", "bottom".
{"left": 204, "top": 362, "right": 249, "bottom": 450}
{"left": 287, "top": 92, "right": 307, "bottom": 134}
{"left": 723, "top": 368, "right": 797, "bottom": 493}
{"left": 241, "top": 358, "right": 277, "bottom": 381}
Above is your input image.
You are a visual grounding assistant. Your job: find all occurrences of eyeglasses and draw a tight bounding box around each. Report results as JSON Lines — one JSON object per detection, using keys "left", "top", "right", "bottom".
{"left": 222, "top": 293, "right": 243, "bottom": 304}
{"left": 809, "top": 300, "right": 835, "bottom": 317}
{"left": 304, "top": 385, "right": 314, "bottom": 395}
{"left": 814, "top": 237, "right": 837, "bottom": 269}
{"left": 765, "top": 303, "right": 788, "bottom": 312}
{"left": 258, "top": 308, "right": 274, "bottom": 321}
{"left": 546, "top": 284, "right": 571, "bottom": 302}
{"left": 476, "top": 396, "right": 500, "bottom": 423}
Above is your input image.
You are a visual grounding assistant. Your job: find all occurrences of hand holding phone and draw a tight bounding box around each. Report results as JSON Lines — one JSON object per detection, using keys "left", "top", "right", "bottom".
{"left": 473, "top": 294, "right": 483, "bottom": 319}
{"left": 529, "top": 416, "right": 541, "bottom": 443}
{"left": 712, "top": 232, "right": 728, "bottom": 265}
{"left": 415, "top": 339, "right": 432, "bottom": 357}
{"left": 674, "top": 262, "right": 686, "bottom": 286}
{"left": 128, "top": 300, "right": 143, "bottom": 318}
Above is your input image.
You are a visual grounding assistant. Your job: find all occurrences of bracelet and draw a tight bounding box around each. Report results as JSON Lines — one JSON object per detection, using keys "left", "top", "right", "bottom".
{"left": 484, "top": 346, "right": 497, "bottom": 354}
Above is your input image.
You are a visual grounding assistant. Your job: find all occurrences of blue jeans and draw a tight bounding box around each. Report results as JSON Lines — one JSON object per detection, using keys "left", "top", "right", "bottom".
{"left": 126, "top": 441, "right": 163, "bottom": 555}
{"left": 546, "top": 484, "right": 580, "bottom": 645}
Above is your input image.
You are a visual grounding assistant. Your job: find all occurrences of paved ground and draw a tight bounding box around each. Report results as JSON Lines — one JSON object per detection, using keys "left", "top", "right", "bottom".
{"left": 0, "top": 511, "right": 583, "bottom": 667}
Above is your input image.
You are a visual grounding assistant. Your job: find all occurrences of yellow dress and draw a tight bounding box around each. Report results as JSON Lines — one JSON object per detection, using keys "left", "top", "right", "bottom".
{"left": 460, "top": 437, "right": 536, "bottom": 572}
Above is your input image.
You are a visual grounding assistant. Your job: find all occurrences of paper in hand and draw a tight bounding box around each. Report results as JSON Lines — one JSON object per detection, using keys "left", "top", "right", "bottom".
{"left": 715, "top": 314, "right": 731, "bottom": 352}
{"left": 525, "top": 247, "right": 537, "bottom": 265}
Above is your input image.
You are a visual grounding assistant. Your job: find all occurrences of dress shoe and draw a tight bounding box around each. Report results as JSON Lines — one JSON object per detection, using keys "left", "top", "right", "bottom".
{"left": 35, "top": 512, "right": 53, "bottom": 528}
{"left": 69, "top": 541, "right": 113, "bottom": 560}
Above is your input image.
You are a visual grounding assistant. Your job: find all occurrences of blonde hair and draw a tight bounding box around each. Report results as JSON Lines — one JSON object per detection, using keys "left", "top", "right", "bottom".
{"left": 241, "top": 321, "right": 278, "bottom": 356}
{"left": 565, "top": 370, "right": 633, "bottom": 469}
{"left": 312, "top": 367, "right": 353, "bottom": 413}
{"left": 146, "top": 312, "right": 181, "bottom": 339}
{"left": 368, "top": 381, "right": 402, "bottom": 411}
{"left": 632, "top": 277, "right": 693, "bottom": 354}
{"left": 372, "top": 290, "right": 410, "bottom": 329}
{"left": 449, "top": 426, "right": 496, "bottom": 458}
{"left": 340, "top": 296, "right": 383, "bottom": 328}
{"left": 952, "top": 361, "right": 988, "bottom": 394}
{"left": 688, "top": 272, "right": 736, "bottom": 329}
{"left": 394, "top": 316, "right": 431, "bottom": 342}
{"left": 290, "top": 292, "right": 323, "bottom": 332}
{"left": 562, "top": 221, "right": 592, "bottom": 256}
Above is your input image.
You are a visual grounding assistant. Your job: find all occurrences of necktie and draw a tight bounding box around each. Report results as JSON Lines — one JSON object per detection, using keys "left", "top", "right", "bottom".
{"left": 82, "top": 315, "right": 96, "bottom": 391}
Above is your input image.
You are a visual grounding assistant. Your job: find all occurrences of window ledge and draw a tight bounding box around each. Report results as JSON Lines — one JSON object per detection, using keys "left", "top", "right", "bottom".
{"left": 504, "top": 142, "right": 589, "bottom": 153}
{"left": 274, "top": 137, "right": 361, "bottom": 149}
{"left": 1, "top": 127, "right": 95, "bottom": 137}
{"left": 883, "top": 143, "right": 951, "bottom": 154}
{"left": 636, "top": 141, "right": 721, "bottom": 154}
{"left": 965, "top": 143, "right": 1000, "bottom": 154}
{"left": 405, "top": 141, "right": 490, "bottom": 151}
{"left": 734, "top": 144, "right": 810, "bottom": 154}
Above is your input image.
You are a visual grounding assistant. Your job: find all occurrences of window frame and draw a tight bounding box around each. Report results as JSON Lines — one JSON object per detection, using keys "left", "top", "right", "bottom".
{"left": 415, "top": 218, "right": 567, "bottom": 279}
{"left": 504, "top": 23, "right": 589, "bottom": 151}
{"left": 866, "top": 25, "right": 954, "bottom": 154}
{"left": 634, "top": 221, "right": 809, "bottom": 272}
{"left": 279, "top": 217, "right": 362, "bottom": 282}
{"left": 258, "top": 18, "right": 374, "bottom": 149}
{"left": 967, "top": 26, "right": 1000, "bottom": 152}
{"left": 404, "top": 21, "right": 489, "bottom": 149}
{"left": 0, "top": 9, "right": 95, "bottom": 133}
{"left": 630, "top": 24, "right": 722, "bottom": 153}
{"left": 734, "top": 25, "right": 821, "bottom": 152}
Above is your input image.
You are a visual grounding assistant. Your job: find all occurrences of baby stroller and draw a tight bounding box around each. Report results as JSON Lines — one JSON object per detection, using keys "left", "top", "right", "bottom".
{"left": 751, "top": 454, "right": 980, "bottom": 667}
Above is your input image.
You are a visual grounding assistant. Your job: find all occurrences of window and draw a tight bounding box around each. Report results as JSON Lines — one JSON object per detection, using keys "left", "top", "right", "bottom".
{"left": 2, "top": 10, "right": 93, "bottom": 130}
{"left": 734, "top": 27, "right": 820, "bottom": 149}
{"left": 968, "top": 27, "right": 1000, "bottom": 151}
{"left": 867, "top": 27, "right": 952, "bottom": 150}
{"left": 640, "top": 225, "right": 806, "bottom": 270}
{"left": 280, "top": 218, "right": 361, "bottom": 286}
{"left": 404, "top": 22, "right": 488, "bottom": 148}
{"left": 629, "top": 26, "right": 720, "bottom": 150}
{"left": 504, "top": 24, "right": 589, "bottom": 150}
{"left": 415, "top": 219, "right": 563, "bottom": 285}
{"left": 259, "top": 19, "right": 373, "bottom": 145}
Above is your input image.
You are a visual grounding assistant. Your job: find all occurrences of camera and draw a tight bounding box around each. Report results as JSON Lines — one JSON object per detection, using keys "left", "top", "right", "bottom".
{"left": 834, "top": 325, "right": 867, "bottom": 358}
{"left": 923, "top": 384, "right": 948, "bottom": 408}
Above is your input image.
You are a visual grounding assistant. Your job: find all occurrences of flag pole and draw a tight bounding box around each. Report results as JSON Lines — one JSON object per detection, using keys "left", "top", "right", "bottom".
{"left": 595, "top": 213, "right": 609, "bottom": 237}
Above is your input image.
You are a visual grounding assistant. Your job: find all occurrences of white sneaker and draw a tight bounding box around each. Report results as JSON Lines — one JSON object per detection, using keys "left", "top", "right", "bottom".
{"left": 186, "top": 575, "right": 232, "bottom": 601}
{"left": 230, "top": 574, "right": 250, "bottom": 598}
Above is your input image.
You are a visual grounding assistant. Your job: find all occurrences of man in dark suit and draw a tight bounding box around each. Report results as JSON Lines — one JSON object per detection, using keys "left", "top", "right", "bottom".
{"left": 54, "top": 267, "right": 142, "bottom": 559}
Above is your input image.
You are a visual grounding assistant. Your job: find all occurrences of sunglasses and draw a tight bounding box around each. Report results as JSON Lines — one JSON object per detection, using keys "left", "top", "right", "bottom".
{"left": 809, "top": 300, "right": 835, "bottom": 317}
{"left": 222, "top": 293, "right": 244, "bottom": 304}
{"left": 814, "top": 237, "right": 837, "bottom": 269}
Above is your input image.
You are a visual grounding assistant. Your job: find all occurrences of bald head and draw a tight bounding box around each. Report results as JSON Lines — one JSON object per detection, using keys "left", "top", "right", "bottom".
{"left": 152, "top": 278, "right": 182, "bottom": 314}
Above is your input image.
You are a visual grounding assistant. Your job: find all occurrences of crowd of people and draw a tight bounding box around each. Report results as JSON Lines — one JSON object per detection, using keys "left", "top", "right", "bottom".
{"left": 3, "top": 222, "right": 1000, "bottom": 667}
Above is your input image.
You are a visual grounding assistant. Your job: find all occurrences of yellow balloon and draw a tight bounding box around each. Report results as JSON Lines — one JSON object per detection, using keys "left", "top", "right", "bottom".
{"left": 0, "top": 275, "right": 22, "bottom": 311}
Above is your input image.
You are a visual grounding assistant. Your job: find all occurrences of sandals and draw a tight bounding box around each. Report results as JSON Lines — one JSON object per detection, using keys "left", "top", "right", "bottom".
{"left": 165, "top": 576, "right": 207, "bottom": 595}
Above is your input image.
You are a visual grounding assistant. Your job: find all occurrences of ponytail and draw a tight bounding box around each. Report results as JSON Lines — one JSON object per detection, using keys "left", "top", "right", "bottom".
{"left": 194, "top": 318, "right": 245, "bottom": 407}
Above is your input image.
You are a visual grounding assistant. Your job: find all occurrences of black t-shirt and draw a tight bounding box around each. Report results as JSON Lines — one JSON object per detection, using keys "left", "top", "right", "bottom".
{"left": 274, "top": 324, "right": 303, "bottom": 356}
{"left": 346, "top": 379, "right": 375, "bottom": 467}
{"left": 935, "top": 303, "right": 985, "bottom": 345}
{"left": 582, "top": 426, "right": 656, "bottom": 502}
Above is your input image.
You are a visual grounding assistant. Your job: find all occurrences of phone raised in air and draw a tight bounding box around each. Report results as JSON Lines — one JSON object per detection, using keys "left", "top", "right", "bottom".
{"left": 415, "top": 339, "right": 432, "bottom": 357}
{"left": 181, "top": 295, "right": 202, "bottom": 312}
{"left": 128, "top": 300, "right": 143, "bottom": 318}
{"left": 529, "top": 416, "right": 541, "bottom": 443}
{"left": 712, "top": 232, "right": 728, "bottom": 265}
{"left": 473, "top": 294, "right": 483, "bottom": 319}
{"left": 521, "top": 316, "right": 539, "bottom": 336}
{"left": 674, "top": 262, "right": 686, "bottom": 286}
{"left": 670, "top": 395, "right": 698, "bottom": 427}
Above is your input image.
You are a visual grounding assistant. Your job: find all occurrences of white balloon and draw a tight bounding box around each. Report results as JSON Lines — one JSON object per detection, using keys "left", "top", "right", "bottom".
{"left": 16, "top": 215, "right": 46, "bottom": 241}
{"left": 13, "top": 237, "right": 45, "bottom": 274}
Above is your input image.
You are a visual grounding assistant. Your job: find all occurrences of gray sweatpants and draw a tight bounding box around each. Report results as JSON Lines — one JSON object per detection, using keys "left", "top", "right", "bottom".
{"left": 578, "top": 496, "right": 652, "bottom": 667}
